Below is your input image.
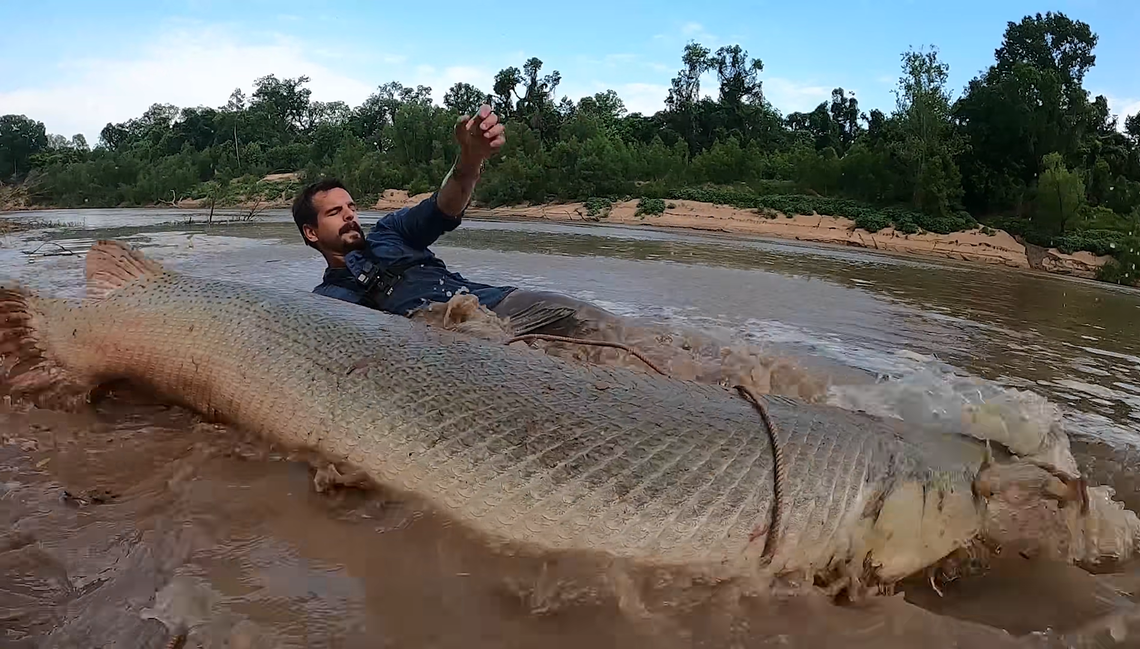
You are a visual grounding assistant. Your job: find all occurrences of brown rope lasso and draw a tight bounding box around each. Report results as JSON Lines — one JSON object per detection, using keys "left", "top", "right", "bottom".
{"left": 733, "top": 383, "right": 787, "bottom": 565}
{"left": 505, "top": 333, "right": 788, "bottom": 564}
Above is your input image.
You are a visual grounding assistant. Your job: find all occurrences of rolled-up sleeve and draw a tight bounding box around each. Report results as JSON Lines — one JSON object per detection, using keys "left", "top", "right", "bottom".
{"left": 377, "top": 192, "right": 463, "bottom": 250}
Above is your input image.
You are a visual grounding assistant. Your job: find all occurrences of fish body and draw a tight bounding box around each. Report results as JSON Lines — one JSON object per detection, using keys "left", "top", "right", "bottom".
{"left": 0, "top": 241, "right": 1128, "bottom": 587}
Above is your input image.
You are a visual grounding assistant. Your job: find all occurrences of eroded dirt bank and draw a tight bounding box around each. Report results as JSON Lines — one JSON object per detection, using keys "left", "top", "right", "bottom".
{"left": 374, "top": 190, "right": 1113, "bottom": 280}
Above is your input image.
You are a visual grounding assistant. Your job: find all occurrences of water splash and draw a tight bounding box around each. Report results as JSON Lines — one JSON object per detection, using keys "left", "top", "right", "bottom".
{"left": 827, "top": 355, "right": 1079, "bottom": 474}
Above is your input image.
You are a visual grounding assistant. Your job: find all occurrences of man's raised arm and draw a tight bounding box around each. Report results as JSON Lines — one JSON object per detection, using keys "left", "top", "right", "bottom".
{"left": 381, "top": 103, "right": 506, "bottom": 249}
{"left": 437, "top": 104, "right": 506, "bottom": 217}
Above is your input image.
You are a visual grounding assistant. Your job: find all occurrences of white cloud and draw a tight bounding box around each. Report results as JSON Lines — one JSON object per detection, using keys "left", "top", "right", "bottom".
{"left": 763, "top": 78, "right": 835, "bottom": 114}
{"left": 616, "top": 83, "right": 670, "bottom": 115}
{"left": 0, "top": 26, "right": 376, "bottom": 143}
{"left": 679, "top": 21, "right": 718, "bottom": 45}
{"left": 557, "top": 79, "right": 669, "bottom": 116}
{"left": 419, "top": 66, "right": 496, "bottom": 104}
{"left": 605, "top": 53, "right": 639, "bottom": 65}
{"left": 681, "top": 22, "right": 705, "bottom": 35}
{"left": 1105, "top": 95, "right": 1140, "bottom": 128}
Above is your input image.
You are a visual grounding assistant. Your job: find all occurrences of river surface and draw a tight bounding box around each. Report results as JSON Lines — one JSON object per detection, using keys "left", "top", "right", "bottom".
{"left": 2, "top": 206, "right": 1140, "bottom": 648}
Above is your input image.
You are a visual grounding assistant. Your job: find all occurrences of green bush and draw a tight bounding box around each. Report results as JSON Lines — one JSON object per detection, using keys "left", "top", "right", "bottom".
{"left": 665, "top": 186, "right": 759, "bottom": 209}
{"left": 751, "top": 194, "right": 975, "bottom": 234}
{"left": 636, "top": 197, "right": 666, "bottom": 216}
{"left": 406, "top": 177, "right": 433, "bottom": 196}
{"left": 1095, "top": 237, "right": 1139, "bottom": 284}
{"left": 980, "top": 216, "right": 1137, "bottom": 259}
{"left": 1051, "top": 230, "right": 1131, "bottom": 256}
{"left": 583, "top": 196, "right": 613, "bottom": 218}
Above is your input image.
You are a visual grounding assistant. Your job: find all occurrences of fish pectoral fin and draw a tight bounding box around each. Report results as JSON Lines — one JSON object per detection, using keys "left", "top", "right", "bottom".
{"left": 85, "top": 240, "right": 167, "bottom": 301}
{"left": 503, "top": 304, "right": 579, "bottom": 337}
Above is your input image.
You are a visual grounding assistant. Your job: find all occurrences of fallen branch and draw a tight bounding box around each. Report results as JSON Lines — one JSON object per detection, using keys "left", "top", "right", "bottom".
{"left": 21, "top": 241, "right": 76, "bottom": 257}
{"left": 158, "top": 190, "right": 179, "bottom": 208}
{"left": 242, "top": 198, "right": 266, "bottom": 221}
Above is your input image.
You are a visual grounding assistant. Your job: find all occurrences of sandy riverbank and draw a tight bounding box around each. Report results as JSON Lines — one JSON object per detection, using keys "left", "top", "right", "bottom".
{"left": 374, "top": 190, "right": 1114, "bottom": 280}
{"left": 0, "top": 185, "right": 1116, "bottom": 280}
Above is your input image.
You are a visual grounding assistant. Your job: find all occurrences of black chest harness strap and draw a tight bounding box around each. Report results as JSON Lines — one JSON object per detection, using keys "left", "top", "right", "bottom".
{"left": 353, "top": 255, "right": 419, "bottom": 310}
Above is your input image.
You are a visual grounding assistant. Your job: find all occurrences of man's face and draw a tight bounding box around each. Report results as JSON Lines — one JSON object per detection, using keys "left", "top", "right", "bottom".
{"left": 303, "top": 187, "right": 365, "bottom": 255}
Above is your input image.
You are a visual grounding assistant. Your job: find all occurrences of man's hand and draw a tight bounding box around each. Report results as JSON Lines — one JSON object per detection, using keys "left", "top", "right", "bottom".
{"left": 437, "top": 104, "right": 505, "bottom": 218}
{"left": 455, "top": 104, "right": 506, "bottom": 168}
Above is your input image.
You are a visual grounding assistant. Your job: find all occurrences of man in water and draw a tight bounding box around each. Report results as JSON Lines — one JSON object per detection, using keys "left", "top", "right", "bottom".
{"left": 292, "top": 103, "right": 616, "bottom": 338}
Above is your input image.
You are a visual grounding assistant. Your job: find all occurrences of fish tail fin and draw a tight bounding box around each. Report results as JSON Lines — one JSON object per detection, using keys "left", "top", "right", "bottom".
{"left": 85, "top": 239, "right": 166, "bottom": 301}
{"left": 0, "top": 283, "right": 94, "bottom": 410}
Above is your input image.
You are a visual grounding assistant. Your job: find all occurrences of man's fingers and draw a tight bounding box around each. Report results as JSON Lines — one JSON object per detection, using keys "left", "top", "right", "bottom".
{"left": 479, "top": 111, "right": 499, "bottom": 131}
{"left": 489, "top": 133, "right": 506, "bottom": 149}
{"left": 483, "top": 123, "right": 505, "bottom": 140}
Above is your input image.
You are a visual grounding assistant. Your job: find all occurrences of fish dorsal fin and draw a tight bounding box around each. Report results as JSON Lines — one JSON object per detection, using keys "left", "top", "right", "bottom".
{"left": 85, "top": 240, "right": 167, "bottom": 301}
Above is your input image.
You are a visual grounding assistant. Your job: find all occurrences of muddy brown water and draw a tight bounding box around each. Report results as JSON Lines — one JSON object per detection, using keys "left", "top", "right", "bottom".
{"left": 2, "top": 208, "right": 1140, "bottom": 647}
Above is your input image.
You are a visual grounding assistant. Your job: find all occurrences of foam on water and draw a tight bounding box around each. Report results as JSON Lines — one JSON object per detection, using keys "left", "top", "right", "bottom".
{"left": 826, "top": 358, "right": 1080, "bottom": 473}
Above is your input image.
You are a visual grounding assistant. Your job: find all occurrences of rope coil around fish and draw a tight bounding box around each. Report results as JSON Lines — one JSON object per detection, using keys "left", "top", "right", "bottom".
{"left": 504, "top": 333, "right": 788, "bottom": 564}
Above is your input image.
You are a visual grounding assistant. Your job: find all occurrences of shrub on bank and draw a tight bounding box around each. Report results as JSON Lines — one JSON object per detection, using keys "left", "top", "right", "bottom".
{"left": 753, "top": 195, "right": 976, "bottom": 234}
{"left": 1095, "top": 237, "right": 1139, "bottom": 285}
{"left": 985, "top": 216, "right": 1135, "bottom": 257}
{"left": 636, "top": 197, "right": 666, "bottom": 216}
{"left": 583, "top": 197, "right": 613, "bottom": 218}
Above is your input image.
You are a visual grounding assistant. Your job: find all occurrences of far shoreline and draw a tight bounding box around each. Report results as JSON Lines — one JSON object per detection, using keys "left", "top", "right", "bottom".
{"left": 375, "top": 191, "right": 1117, "bottom": 284}
{"left": 1, "top": 189, "right": 1129, "bottom": 286}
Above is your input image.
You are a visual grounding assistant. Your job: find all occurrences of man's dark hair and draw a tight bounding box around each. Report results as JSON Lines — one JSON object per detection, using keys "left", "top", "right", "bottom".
{"left": 292, "top": 178, "right": 347, "bottom": 249}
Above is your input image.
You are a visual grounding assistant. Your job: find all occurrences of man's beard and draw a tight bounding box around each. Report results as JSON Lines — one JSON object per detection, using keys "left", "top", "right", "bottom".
{"left": 341, "top": 223, "right": 365, "bottom": 251}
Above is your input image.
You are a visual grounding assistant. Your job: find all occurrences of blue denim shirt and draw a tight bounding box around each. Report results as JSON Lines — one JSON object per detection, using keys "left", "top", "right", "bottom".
{"left": 313, "top": 192, "right": 516, "bottom": 315}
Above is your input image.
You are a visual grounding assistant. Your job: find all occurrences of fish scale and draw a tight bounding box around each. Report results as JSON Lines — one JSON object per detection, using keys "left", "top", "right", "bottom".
{"left": 0, "top": 241, "right": 1011, "bottom": 584}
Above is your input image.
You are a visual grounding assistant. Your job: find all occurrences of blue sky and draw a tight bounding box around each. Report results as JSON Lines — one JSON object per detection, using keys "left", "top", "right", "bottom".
{"left": 2, "top": 0, "right": 1138, "bottom": 144}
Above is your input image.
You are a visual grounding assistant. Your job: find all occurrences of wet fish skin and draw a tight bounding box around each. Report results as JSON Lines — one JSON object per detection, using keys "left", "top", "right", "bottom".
{"left": 0, "top": 241, "right": 1032, "bottom": 583}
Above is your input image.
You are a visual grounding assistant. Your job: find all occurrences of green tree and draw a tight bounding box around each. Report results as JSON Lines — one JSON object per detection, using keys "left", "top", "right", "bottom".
{"left": 709, "top": 44, "right": 765, "bottom": 107}
{"left": 248, "top": 74, "right": 314, "bottom": 141}
{"left": 443, "top": 82, "right": 488, "bottom": 116}
{"left": 892, "top": 46, "right": 964, "bottom": 218}
{"left": 577, "top": 90, "right": 626, "bottom": 123}
{"left": 1035, "top": 152, "right": 1086, "bottom": 234}
{"left": 829, "top": 88, "right": 862, "bottom": 154}
{"left": 955, "top": 12, "right": 1103, "bottom": 214}
{"left": 0, "top": 114, "right": 49, "bottom": 181}
{"left": 1125, "top": 112, "right": 1140, "bottom": 144}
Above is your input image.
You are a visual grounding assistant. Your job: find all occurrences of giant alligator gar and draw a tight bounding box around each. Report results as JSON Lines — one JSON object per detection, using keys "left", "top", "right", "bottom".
{"left": 1, "top": 240, "right": 1137, "bottom": 589}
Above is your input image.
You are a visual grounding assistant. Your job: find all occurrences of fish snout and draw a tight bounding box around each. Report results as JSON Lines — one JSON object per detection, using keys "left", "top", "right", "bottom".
{"left": 973, "top": 460, "right": 1140, "bottom": 567}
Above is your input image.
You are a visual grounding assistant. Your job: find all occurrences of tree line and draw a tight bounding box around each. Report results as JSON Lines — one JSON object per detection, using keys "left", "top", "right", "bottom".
{"left": 0, "top": 11, "right": 1137, "bottom": 283}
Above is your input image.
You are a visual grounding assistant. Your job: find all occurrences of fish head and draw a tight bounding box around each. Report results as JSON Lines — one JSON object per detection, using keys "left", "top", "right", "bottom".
{"left": 974, "top": 461, "right": 1140, "bottom": 569}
